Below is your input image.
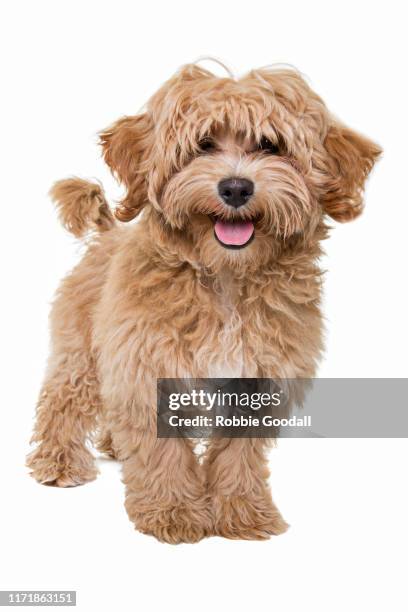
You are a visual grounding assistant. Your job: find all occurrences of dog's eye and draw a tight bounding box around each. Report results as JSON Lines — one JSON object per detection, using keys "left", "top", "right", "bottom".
{"left": 198, "top": 138, "right": 216, "bottom": 153}
{"left": 258, "top": 136, "right": 280, "bottom": 155}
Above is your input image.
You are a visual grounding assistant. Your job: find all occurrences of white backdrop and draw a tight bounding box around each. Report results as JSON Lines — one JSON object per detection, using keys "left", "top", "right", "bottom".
{"left": 1, "top": 1, "right": 407, "bottom": 611}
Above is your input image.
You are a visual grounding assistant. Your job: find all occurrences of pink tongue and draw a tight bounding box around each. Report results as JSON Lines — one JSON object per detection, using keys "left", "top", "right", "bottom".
{"left": 214, "top": 220, "right": 254, "bottom": 246}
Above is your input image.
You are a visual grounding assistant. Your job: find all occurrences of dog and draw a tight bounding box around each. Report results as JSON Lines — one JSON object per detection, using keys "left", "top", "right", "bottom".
{"left": 27, "top": 62, "right": 381, "bottom": 543}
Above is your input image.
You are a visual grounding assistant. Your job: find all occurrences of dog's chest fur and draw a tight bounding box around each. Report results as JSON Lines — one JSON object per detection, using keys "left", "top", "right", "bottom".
{"left": 206, "top": 272, "right": 245, "bottom": 379}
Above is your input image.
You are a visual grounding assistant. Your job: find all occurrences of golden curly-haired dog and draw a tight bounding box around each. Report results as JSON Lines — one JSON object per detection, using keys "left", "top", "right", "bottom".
{"left": 27, "top": 63, "right": 381, "bottom": 543}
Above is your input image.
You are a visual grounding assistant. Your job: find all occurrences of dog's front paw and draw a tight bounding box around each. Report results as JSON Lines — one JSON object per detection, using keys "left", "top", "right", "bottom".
{"left": 27, "top": 446, "right": 98, "bottom": 487}
{"left": 212, "top": 494, "right": 289, "bottom": 540}
{"left": 127, "top": 500, "right": 213, "bottom": 544}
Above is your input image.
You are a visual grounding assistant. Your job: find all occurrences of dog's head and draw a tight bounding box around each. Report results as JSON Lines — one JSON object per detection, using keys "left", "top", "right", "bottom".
{"left": 100, "top": 64, "right": 381, "bottom": 271}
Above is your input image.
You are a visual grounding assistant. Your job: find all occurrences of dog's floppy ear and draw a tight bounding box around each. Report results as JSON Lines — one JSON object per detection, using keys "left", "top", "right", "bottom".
{"left": 321, "top": 121, "right": 382, "bottom": 222}
{"left": 100, "top": 113, "right": 153, "bottom": 222}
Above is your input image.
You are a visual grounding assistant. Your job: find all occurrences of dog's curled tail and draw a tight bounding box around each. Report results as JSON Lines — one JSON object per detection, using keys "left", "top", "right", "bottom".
{"left": 50, "top": 178, "right": 115, "bottom": 238}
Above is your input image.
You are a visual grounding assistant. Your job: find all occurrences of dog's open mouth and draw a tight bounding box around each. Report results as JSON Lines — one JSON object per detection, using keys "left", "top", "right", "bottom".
{"left": 213, "top": 218, "right": 255, "bottom": 249}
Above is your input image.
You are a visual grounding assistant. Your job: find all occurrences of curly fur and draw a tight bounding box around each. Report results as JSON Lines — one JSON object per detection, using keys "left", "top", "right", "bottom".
{"left": 50, "top": 177, "right": 115, "bottom": 237}
{"left": 27, "top": 63, "right": 381, "bottom": 543}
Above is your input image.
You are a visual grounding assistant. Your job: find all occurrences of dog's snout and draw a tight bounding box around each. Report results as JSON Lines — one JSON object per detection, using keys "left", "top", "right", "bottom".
{"left": 218, "top": 178, "right": 254, "bottom": 208}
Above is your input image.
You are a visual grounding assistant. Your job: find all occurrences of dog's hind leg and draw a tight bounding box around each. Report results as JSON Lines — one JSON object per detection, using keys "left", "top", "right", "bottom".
{"left": 27, "top": 345, "right": 102, "bottom": 487}
{"left": 26, "top": 243, "right": 111, "bottom": 487}
{"left": 27, "top": 178, "right": 116, "bottom": 486}
{"left": 95, "top": 425, "right": 117, "bottom": 459}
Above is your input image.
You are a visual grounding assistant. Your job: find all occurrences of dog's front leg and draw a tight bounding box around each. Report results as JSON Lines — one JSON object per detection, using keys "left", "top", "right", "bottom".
{"left": 98, "top": 363, "right": 213, "bottom": 543}
{"left": 122, "top": 435, "right": 213, "bottom": 544}
{"left": 204, "top": 438, "right": 288, "bottom": 540}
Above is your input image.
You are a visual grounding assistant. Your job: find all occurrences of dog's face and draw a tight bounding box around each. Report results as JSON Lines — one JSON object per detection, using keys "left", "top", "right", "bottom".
{"left": 101, "top": 65, "right": 381, "bottom": 271}
{"left": 159, "top": 127, "right": 316, "bottom": 270}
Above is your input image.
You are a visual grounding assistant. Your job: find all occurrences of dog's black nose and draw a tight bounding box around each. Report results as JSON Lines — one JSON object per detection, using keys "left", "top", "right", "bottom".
{"left": 218, "top": 178, "right": 254, "bottom": 208}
